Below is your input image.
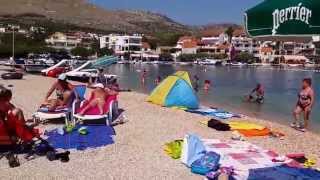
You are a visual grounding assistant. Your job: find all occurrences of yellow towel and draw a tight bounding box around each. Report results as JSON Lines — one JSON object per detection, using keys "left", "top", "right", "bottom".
{"left": 199, "top": 120, "right": 209, "bottom": 126}
{"left": 227, "top": 121, "right": 265, "bottom": 130}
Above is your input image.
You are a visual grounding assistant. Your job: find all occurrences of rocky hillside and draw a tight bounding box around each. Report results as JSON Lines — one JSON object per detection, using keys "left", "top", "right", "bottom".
{"left": 0, "top": 0, "right": 189, "bottom": 34}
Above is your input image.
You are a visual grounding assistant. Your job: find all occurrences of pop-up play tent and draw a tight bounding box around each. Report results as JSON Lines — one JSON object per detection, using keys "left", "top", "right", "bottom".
{"left": 147, "top": 71, "right": 199, "bottom": 109}
{"left": 245, "top": 0, "right": 320, "bottom": 41}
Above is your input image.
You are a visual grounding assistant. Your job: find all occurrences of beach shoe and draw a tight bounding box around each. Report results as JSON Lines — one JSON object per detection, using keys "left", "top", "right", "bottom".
{"left": 299, "top": 128, "right": 306, "bottom": 132}
{"left": 290, "top": 122, "right": 297, "bottom": 128}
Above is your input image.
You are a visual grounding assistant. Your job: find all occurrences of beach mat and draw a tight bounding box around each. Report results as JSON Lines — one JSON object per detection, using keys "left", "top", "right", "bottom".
{"left": 202, "top": 139, "right": 290, "bottom": 179}
{"left": 248, "top": 165, "right": 320, "bottom": 180}
{"left": 46, "top": 125, "right": 115, "bottom": 150}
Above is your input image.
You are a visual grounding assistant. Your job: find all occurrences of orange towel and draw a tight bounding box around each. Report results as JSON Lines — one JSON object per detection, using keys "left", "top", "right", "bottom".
{"left": 236, "top": 128, "right": 271, "bottom": 137}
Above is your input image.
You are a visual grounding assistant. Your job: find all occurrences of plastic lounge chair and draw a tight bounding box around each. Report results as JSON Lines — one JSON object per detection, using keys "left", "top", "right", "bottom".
{"left": 33, "top": 85, "right": 87, "bottom": 125}
{"left": 73, "top": 97, "right": 118, "bottom": 126}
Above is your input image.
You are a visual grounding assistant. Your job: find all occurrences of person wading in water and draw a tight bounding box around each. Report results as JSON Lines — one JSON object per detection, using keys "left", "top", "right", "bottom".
{"left": 291, "top": 78, "right": 314, "bottom": 132}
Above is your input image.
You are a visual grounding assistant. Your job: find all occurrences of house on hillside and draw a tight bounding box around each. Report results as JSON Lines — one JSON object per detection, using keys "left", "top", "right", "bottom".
{"left": 45, "top": 32, "right": 82, "bottom": 50}
{"left": 174, "top": 36, "right": 199, "bottom": 55}
{"left": 99, "top": 34, "right": 142, "bottom": 57}
{"left": 259, "top": 47, "right": 275, "bottom": 63}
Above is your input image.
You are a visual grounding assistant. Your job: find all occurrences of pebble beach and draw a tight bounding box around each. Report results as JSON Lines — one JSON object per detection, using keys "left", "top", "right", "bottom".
{"left": 0, "top": 68, "right": 320, "bottom": 179}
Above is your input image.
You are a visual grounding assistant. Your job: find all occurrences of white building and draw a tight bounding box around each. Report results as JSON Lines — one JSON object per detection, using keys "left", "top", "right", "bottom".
{"left": 99, "top": 34, "right": 142, "bottom": 55}
{"left": 45, "top": 32, "right": 82, "bottom": 50}
{"left": 0, "top": 27, "right": 6, "bottom": 33}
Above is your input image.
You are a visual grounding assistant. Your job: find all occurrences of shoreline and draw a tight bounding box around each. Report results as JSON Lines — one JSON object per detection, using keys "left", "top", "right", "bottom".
{"left": 0, "top": 70, "right": 320, "bottom": 179}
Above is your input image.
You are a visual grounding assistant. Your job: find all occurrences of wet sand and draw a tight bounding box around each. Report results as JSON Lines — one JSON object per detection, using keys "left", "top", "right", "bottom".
{"left": 0, "top": 69, "right": 319, "bottom": 179}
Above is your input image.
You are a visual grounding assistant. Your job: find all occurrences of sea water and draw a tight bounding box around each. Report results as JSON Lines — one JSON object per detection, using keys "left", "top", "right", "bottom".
{"left": 106, "top": 64, "right": 320, "bottom": 133}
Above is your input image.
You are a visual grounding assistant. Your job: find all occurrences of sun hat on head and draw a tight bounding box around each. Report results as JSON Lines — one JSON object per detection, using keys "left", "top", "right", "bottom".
{"left": 58, "top": 73, "right": 67, "bottom": 81}
{"left": 92, "top": 83, "right": 104, "bottom": 89}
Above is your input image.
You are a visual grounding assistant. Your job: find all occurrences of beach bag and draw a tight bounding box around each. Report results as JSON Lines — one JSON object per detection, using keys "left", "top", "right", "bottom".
{"left": 181, "top": 133, "right": 206, "bottom": 167}
{"left": 191, "top": 151, "right": 220, "bottom": 175}
{"left": 164, "top": 140, "right": 183, "bottom": 159}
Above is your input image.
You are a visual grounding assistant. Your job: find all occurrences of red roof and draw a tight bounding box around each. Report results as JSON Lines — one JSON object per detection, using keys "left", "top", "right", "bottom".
{"left": 142, "top": 42, "right": 151, "bottom": 49}
{"left": 260, "top": 47, "right": 273, "bottom": 53}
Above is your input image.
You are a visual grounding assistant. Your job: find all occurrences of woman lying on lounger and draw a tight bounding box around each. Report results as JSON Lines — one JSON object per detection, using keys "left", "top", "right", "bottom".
{"left": 43, "top": 74, "right": 74, "bottom": 111}
{"left": 78, "top": 83, "right": 118, "bottom": 116}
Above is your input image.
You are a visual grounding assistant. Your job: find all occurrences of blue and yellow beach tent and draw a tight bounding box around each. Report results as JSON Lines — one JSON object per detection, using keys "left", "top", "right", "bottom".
{"left": 147, "top": 71, "right": 199, "bottom": 109}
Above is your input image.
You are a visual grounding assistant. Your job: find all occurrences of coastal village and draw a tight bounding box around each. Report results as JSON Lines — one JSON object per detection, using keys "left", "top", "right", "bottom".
{"left": 0, "top": 23, "right": 318, "bottom": 65}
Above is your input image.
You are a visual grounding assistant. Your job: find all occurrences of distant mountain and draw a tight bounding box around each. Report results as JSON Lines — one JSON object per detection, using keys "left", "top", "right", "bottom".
{"left": 0, "top": 0, "right": 190, "bottom": 34}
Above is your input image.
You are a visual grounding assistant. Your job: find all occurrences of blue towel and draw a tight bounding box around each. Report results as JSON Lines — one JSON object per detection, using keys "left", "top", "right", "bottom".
{"left": 186, "top": 107, "right": 240, "bottom": 119}
{"left": 248, "top": 165, "right": 320, "bottom": 180}
{"left": 46, "top": 125, "right": 115, "bottom": 150}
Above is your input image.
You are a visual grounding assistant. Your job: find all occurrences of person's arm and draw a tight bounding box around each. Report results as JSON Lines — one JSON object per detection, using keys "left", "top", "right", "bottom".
{"left": 309, "top": 89, "right": 315, "bottom": 108}
{"left": 44, "top": 82, "right": 56, "bottom": 101}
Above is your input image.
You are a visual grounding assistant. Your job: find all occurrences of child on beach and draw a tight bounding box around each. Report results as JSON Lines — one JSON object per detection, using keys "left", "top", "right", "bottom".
{"left": 291, "top": 78, "right": 314, "bottom": 132}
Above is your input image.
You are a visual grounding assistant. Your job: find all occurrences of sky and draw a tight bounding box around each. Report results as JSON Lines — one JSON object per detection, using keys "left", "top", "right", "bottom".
{"left": 89, "top": 0, "right": 264, "bottom": 25}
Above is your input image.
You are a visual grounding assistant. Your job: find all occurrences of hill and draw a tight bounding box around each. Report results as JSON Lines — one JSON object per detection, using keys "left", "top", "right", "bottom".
{"left": 0, "top": 0, "right": 190, "bottom": 35}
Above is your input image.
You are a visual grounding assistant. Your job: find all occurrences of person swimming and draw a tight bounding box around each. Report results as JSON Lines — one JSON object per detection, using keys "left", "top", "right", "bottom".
{"left": 43, "top": 74, "right": 74, "bottom": 111}
{"left": 248, "top": 83, "right": 264, "bottom": 104}
{"left": 154, "top": 76, "right": 161, "bottom": 85}
{"left": 204, "top": 80, "right": 211, "bottom": 92}
{"left": 193, "top": 75, "right": 200, "bottom": 92}
{"left": 291, "top": 78, "right": 314, "bottom": 132}
{"left": 141, "top": 69, "right": 147, "bottom": 84}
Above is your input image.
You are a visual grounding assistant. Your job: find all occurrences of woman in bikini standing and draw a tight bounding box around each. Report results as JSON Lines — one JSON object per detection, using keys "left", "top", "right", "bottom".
{"left": 291, "top": 78, "right": 315, "bottom": 132}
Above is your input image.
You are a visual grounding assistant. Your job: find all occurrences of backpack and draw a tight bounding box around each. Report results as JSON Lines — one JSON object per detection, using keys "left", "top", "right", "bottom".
{"left": 191, "top": 151, "right": 220, "bottom": 175}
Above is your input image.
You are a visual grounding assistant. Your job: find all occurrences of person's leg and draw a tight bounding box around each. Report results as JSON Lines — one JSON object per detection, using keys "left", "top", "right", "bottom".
{"left": 303, "top": 110, "right": 311, "bottom": 130}
{"left": 47, "top": 99, "right": 59, "bottom": 111}
{"left": 8, "top": 108, "right": 35, "bottom": 142}
{"left": 61, "top": 90, "right": 73, "bottom": 106}
{"left": 78, "top": 99, "right": 98, "bottom": 115}
{"left": 96, "top": 98, "right": 106, "bottom": 115}
{"left": 292, "top": 105, "right": 302, "bottom": 127}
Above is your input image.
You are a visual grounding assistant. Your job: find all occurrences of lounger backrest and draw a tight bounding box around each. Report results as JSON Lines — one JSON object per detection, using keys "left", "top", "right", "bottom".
{"left": 74, "top": 85, "right": 86, "bottom": 101}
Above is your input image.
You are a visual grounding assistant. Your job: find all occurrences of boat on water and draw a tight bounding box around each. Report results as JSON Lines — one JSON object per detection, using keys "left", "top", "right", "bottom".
{"left": 65, "top": 56, "right": 118, "bottom": 82}
{"left": 199, "top": 59, "right": 219, "bottom": 65}
{"left": 231, "top": 62, "right": 246, "bottom": 66}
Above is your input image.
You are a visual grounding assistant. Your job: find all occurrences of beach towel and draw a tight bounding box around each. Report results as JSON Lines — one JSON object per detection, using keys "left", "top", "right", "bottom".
{"left": 186, "top": 107, "right": 240, "bottom": 120}
{"left": 181, "top": 134, "right": 206, "bottom": 167}
{"left": 77, "top": 95, "right": 117, "bottom": 115}
{"left": 46, "top": 125, "right": 115, "bottom": 150}
{"left": 203, "top": 139, "right": 288, "bottom": 179}
{"left": 248, "top": 165, "right": 320, "bottom": 180}
{"left": 237, "top": 128, "right": 271, "bottom": 137}
{"left": 227, "top": 121, "right": 265, "bottom": 131}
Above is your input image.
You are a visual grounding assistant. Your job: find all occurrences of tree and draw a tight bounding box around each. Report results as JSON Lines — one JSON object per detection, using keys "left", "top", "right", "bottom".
{"left": 159, "top": 52, "right": 173, "bottom": 61}
{"left": 225, "top": 27, "right": 234, "bottom": 43}
{"left": 97, "top": 47, "right": 114, "bottom": 57}
{"left": 235, "top": 52, "right": 256, "bottom": 63}
{"left": 70, "top": 47, "right": 93, "bottom": 58}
